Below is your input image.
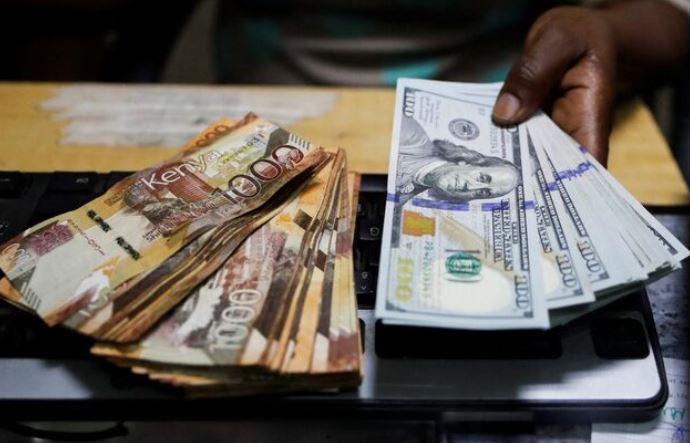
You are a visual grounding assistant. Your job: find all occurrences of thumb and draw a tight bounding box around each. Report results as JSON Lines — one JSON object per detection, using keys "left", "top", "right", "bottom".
{"left": 493, "top": 24, "right": 586, "bottom": 125}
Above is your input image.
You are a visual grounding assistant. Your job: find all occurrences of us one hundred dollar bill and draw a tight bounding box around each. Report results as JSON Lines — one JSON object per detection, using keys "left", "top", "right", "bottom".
{"left": 376, "top": 79, "right": 550, "bottom": 330}
{"left": 377, "top": 78, "right": 689, "bottom": 330}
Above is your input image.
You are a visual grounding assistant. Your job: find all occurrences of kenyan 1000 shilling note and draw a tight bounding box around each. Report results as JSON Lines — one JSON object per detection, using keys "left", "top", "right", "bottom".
{"left": 0, "top": 114, "right": 325, "bottom": 329}
{"left": 91, "top": 153, "right": 362, "bottom": 394}
{"left": 90, "top": 149, "right": 346, "bottom": 367}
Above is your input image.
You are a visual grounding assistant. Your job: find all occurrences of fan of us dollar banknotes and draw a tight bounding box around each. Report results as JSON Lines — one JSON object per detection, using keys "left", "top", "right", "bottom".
{"left": 0, "top": 114, "right": 362, "bottom": 396}
{"left": 376, "top": 78, "right": 689, "bottom": 330}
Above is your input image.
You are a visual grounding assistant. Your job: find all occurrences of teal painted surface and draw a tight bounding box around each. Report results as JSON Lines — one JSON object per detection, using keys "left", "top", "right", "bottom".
{"left": 382, "top": 60, "right": 440, "bottom": 86}
{"left": 323, "top": 14, "right": 374, "bottom": 38}
{"left": 481, "top": 64, "right": 511, "bottom": 82}
{"left": 244, "top": 18, "right": 282, "bottom": 62}
{"left": 483, "top": 1, "right": 528, "bottom": 29}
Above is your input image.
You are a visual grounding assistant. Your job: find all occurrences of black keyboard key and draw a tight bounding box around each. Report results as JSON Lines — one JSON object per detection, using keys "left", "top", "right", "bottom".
{"left": 356, "top": 198, "right": 372, "bottom": 219}
{"left": 355, "top": 270, "right": 376, "bottom": 295}
{"left": 48, "top": 172, "right": 101, "bottom": 194}
{"left": 0, "top": 196, "right": 40, "bottom": 242}
{"left": 354, "top": 248, "right": 377, "bottom": 307}
{"left": 359, "top": 174, "right": 387, "bottom": 193}
{"left": 0, "top": 219, "right": 12, "bottom": 243}
{"left": 33, "top": 192, "right": 94, "bottom": 220}
{"left": 366, "top": 243, "right": 381, "bottom": 267}
{"left": 0, "top": 219, "right": 9, "bottom": 236}
{"left": 359, "top": 318, "right": 366, "bottom": 353}
{"left": 355, "top": 193, "right": 385, "bottom": 242}
{"left": 591, "top": 316, "right": 649, "bottom": 359}
{"left": 353, "top": 248, "right": 365, "bottom": 271}
{"left": 0, "top": 305, "right": 92, "bottom": 358}
{"left": 375, "top": 321, "right": 562, "bottom": 359}
{"left": 106, "top": 171, "right": 133, "bottom": 190}
{"left": 0, "top": 172, "right": 25, "bottom": 198}
{"left": 27, "top": 213, "right": 51, "bottom": 228}
{"left": 354, "top": 244, "right": 380, "bottom": 270}
{"left": 357, "top": 218, "right": 382, "bottom": 242}
{"left": 370, "top": 193, "right": 387, "bottom": 218}
{"left": 357, "top": 294, "right": 375, "bottom": 309}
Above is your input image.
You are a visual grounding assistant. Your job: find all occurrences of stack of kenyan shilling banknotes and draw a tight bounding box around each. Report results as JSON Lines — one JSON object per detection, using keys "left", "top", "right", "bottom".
{"left": 0, "top": 114, "right": 363, "bottom": 396}
{"left": 376, "top": 78, "right": 689, "bottom": 330}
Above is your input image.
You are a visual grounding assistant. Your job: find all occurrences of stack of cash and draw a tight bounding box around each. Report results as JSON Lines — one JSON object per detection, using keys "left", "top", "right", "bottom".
{"left": 376, "top": 78, "right": 689, "bottom": 330}
{"left": 0, "top": 114, "right": 362, "bottom": 395}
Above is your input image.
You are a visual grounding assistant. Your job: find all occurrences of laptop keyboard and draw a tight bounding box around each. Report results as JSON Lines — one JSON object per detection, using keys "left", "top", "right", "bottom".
{"left": 0, "top": 172, "right": 651, "bottom": 361}
{"left": 354, "top": 191, "right": 383, "bottom": 308}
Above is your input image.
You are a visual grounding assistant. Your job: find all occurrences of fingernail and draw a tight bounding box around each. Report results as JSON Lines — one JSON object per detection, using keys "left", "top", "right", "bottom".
{"left": 493, "top": 93, "right": 521, "bottom": 123}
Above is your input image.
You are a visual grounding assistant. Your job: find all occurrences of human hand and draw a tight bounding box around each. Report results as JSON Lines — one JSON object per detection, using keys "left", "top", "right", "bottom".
{"left": 492, "top": 7, "right": 616, "bottom": 165}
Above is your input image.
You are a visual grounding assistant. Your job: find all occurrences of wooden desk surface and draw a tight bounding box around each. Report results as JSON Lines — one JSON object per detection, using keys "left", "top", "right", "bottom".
{"left": 0, "top": 82, "right": 687, "bottom": 206}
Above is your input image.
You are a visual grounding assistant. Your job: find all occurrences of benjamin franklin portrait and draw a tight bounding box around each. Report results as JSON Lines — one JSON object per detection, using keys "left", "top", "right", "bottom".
{"left": 395, "top": 116, "right": 519, "bottom": 206}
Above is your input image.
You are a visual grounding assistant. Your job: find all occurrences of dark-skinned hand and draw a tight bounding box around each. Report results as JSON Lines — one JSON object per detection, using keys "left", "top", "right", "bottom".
{"left": 493, "top": 0, "right": 690, "bottom": 166}
{"left": 492, "top": 6, "right": 616, "bottom": 165}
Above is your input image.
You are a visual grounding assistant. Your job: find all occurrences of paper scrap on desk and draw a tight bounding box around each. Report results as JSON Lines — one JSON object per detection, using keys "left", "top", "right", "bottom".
{"left": 41, "top": 85, "right": 336, "bottom": 148}
{"left": 592, "top": 358, "right": 689, "bottom": 443}
{"left": 647, "top": 214, "right": 690, "bottom": 360}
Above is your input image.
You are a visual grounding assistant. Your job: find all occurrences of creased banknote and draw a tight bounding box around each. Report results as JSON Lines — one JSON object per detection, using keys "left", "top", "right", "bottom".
{"left": 0, "top": 114, "right": 325, "bottom": 329}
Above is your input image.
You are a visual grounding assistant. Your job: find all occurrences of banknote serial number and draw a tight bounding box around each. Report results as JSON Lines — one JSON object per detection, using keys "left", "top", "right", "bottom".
{"left": 87, "top": 209, "right": 111, "bottom": 232}
{"left": 87, "top": 209, "right": 141, "bottom": 260}
{"left": 66, "top": 219, "right": 105, "bottom": 257}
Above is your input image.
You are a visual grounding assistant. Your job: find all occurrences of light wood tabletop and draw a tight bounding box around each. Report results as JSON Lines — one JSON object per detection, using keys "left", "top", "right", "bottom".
{"left": 0, "top": 82, "right": 687, "bottom": 205}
